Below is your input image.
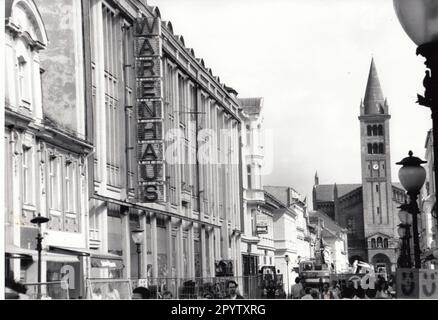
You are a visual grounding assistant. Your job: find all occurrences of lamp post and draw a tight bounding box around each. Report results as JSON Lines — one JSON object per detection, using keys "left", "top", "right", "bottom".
{"left": 30, "top": 213, "right": 49, "bottom": 299}
{"left": 393, "top": 0, "right": 438, "bottom": 238}
{"left": 397, "top": 204, "right": 413, "bottom": 268}
{"left": 396, "top": 151, "right": 427, "bottom": 268}
{"left": 131, "top": 228, "right": 144, "bottom": 279}
{"left": 284, "top": 254, "right": 290, "bottom": 299}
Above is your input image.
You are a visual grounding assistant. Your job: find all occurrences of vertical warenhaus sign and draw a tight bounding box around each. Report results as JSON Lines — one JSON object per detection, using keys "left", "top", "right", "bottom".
{"left": 134, "top": 17, "right": 165, "bottom": 202}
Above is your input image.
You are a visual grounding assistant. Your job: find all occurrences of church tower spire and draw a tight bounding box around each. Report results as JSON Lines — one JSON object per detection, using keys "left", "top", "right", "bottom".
{"left": 363, "top": 58, "right": 386, "bottom": 115}
{"left": 358, "top": 58, "right": 396, "bottom": 269}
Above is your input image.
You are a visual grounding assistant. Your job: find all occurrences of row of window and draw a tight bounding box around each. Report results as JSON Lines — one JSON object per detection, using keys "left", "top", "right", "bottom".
{"left": 367, "top": 143, "right": 385, "bottom": 154}
{"left": 4, "top": 132, "right": 81, "bottom": 233}
{"left": 370, "top": 237, "right": 389, "bottom": 249}
{"left": 367, "top": 125, "right": 384, "bottom": 136}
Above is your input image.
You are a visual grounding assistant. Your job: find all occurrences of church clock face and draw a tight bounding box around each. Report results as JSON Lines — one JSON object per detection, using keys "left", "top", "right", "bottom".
{"left": 373, "top": 164, "right": 379, "bottom": 171}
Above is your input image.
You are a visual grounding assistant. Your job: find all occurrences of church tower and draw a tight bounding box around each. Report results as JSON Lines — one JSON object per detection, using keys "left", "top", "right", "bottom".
{"left": 359, "top": 59, "right": 396, "bottom": 266}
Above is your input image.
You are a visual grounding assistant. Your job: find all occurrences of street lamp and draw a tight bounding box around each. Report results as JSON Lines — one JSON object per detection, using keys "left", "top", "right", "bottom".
{"left": 284, "top": 254, "right": 290, "bottom": 299}
{"left": 30, "top": 213, "right": 50, "bottom": 299}
{"left": 131, "top": 228, "right": 144, "bottom": 279}
{"left": 397, "top": 204, "right": 412, "bottom": 268}
{"left": 396, "top": 151, "right": 427, "bottom": 268}
{"left": 393, "top": 0, "right": 438, "bottom": 239}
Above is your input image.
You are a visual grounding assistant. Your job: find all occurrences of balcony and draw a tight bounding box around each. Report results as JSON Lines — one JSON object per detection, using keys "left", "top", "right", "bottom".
{"left": 89, "top": 228, "right": 101, "bottom": 250}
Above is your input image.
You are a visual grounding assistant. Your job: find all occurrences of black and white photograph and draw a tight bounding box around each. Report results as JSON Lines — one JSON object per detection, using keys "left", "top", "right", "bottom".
{"left": 1, "top": 0, "right": 438, "bottom": 307}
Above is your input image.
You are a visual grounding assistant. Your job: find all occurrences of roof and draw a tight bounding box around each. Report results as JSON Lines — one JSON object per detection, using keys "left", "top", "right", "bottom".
{"left": 264, "top": 185, "right": 306, "bottom": 206}
{"left": 313, "top": 184, "right": 361, "bottom": 202}
{"left": 363, "top": 58, "right": 386, "bottom": 115}
{"left": 309, "top": 210, "right": 346, "bottom": 235}
{"left": 239, "top": 97, "right": 263, "bottom": 116}
{"left": 314, "top": 182, "right": 406, "bottom": 203}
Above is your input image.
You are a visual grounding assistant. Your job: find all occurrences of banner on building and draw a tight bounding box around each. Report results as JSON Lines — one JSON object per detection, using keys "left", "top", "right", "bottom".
{"left": 396, "top": 268, "right": 438, "bottom": 299}
{"left": 134, "top": 16, "right": 165, "bottom": 203}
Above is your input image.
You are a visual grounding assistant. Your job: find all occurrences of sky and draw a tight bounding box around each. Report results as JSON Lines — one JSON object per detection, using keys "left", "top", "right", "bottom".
{"left": 149, "top": 0, "right": 432, "bottom": 204}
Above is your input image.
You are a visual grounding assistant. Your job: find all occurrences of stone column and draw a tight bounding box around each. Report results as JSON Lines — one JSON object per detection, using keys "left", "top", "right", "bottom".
{"left": 140, "top": 212, "right": 148, "bottom": 279}
{"left": 121, "top": 208, "right": 131, "bottom": 279}
{"left": 150, "top": 213, "right": 158, "bottom": 278}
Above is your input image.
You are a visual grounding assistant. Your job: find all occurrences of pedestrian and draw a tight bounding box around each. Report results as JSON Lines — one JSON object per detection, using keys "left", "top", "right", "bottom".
{"left": 92, "top": 287, "right": 103, "bottom": 300}
{"left": 224, "top": 280, "right": 244, "bottom": 299}
{"left": 266, "top": 280, "right": 276, "bottom": 299}
{"left": 291, "top": 277, "right": 304, "bottom": 299}
{"left": 320, "top": 282, "right": 335, "bottom": 299}
{"left": 376, "top": 281, "right": 391, "bottom": 299}
{"left": 162, "top": 290, "right": 173, "bottom": 299}
{"left": 310, "top": 289, "right": 319, "bottom": 299}
{"left": 330, "top": 280, "right": 340, "bottom": 299}
{"left": 301, "top": 287, "right": 313, "bottom": 299}
{"left": 132, "top": 286, "right": 151, "bottom": 299}
{"left": 105, "top": 284, "right": 120, "bottom": 299}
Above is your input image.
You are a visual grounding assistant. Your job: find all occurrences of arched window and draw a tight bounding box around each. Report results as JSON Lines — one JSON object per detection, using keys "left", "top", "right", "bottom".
{"left": 377, "top": 237, "right": 383, "bottom": 248}
{"left": 378, "top": 125, "right": 383, "bottom": 136}
{"left": 347, "top": 217, "right": 355, "bottom": 234}
{"left": 371, "top": 238, "right": 376, "bottom": 248}
{"left": 373, "top": 143, "right": 378, "bottom": 154}
{"left": 372, "top": 125, "right": 378, "bottom": 136}
{"left": 383, "top": 238, "right": 389, "bottom": 248}
{"left": 367, "top": 126, "right": 372, "bottom": 136}
{"left": 247, "top": 165, "right": 252, "bottom": 189}
{"left": 379, "top": 143, "right": 384, "bottom": 154}
{"left": 368, "top": 144, "right": 372, "bottom": 154}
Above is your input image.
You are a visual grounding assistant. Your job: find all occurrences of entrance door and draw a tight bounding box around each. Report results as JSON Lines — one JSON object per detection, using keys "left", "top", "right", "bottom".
{"left": 242, "top": 255, "right": 258, "bottom": 297}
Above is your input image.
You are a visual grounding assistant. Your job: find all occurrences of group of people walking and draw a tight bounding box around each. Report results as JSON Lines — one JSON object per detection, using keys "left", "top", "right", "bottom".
{"left": 291, "top": 276, "right": 395, "bottom": 299}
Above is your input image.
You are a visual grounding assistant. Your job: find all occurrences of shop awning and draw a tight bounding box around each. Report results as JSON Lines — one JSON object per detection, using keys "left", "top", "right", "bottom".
{"left": 5, "top": 244, "right": 33, "bottom": 260}
{"left": 49, "top": 245, "right": 91, "bottom": 257}
{"left": 91, "top": 253, "right": 124, "bottom": 269}
{"left": 5, "top": 244, "right": 79, "bottom": 262}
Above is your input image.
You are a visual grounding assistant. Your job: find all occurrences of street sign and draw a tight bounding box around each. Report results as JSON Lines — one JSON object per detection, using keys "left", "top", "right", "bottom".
{"left": 396, "top": 268, "right": 438, "bottom": 299}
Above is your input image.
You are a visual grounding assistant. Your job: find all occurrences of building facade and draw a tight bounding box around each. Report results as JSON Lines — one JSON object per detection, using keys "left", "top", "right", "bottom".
{"left": 309, "top": 211, "right": 349, "bottom": 273}
{"left": 313, "top": 59, "right": 407, "bottom": 273}
{"left": 4, "top": 0, "right": 244, "bottom": 298}
{"left": 421, "top": 129, "right": 437, "bottom": 268}
{"left": 4, "top": 0, "right": 92, "bottom": 298}
{"left": 239, "top": 98, "right": 275, "bottom": 279}
{"left": 84, "top": 0, "right": 243, "bottom": 283}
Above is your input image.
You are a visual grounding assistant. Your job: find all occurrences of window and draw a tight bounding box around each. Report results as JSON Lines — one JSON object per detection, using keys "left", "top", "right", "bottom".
{"left": 373, "top": 143, "right": 378, "bottom": 154}
{"left": 102, "top": 5, "right": 122, "bottom": 187}
{"left": 65, "top": 160, "right": 77, "bottom": 214}
{"left": 18, "top": 57, "right": 27, "bottom": 101}
{"left": 367, "top": 126, "right": 372, "bottom": 136}
{"left": 376, "top": 207, "right": 380, "bottom": 214}
{"left": 247, "top": 165, "right": 252, "bottom": 189}
{"left": 378, "top": 125, "right": 384, "bottom": 136}
{"left": 22, "top": 146, "right": 34, "bottom": 205}
{"left": 372, "top": 125, "right": 378, "bottom": 136}
{"left": 49, "top": 155, "right": 61, "bottom": 211}
{"left": 379, "top": 143, "right": 384, "bottom": 154}
{"left": 347, "top": 217, "right": 355, "bottom": 234}
{"left": 376, "top": 185, "right": 379, "bottom": 192}
{"left": 246, "top": 125, "right": 251, "bottom": 145}
{"left": 377, "top": 237, "right": 383, "bottom": 248}
{"left": 251, "top": 209, "right": 257, "bottom": 236}
{"left": 371, "top": 239, "right": 376, "bottom": 248}
{"left": 368, "top": 144, "right": 372, "bottom": 154}
{"left": 383, "top": 238, "right": 389, "bottom": 248}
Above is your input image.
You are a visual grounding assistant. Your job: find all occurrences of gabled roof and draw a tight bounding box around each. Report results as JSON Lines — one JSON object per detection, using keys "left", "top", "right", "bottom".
{"left": 309, "top": 210, "right": 346, "bottom": 235}
{"left": 313, "top": 184, "right": 361, "bottom": 202}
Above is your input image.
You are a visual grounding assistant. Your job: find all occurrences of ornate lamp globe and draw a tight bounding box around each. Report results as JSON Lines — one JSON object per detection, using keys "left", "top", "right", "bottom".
{"left": 131, "top": 228, "right": 144, "bottom": 245}
{"left": 393, "top": 0, "right": 438, "bottom": 46}
{"left": 396, "top": 151, "right": 427, "bottom": 194}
